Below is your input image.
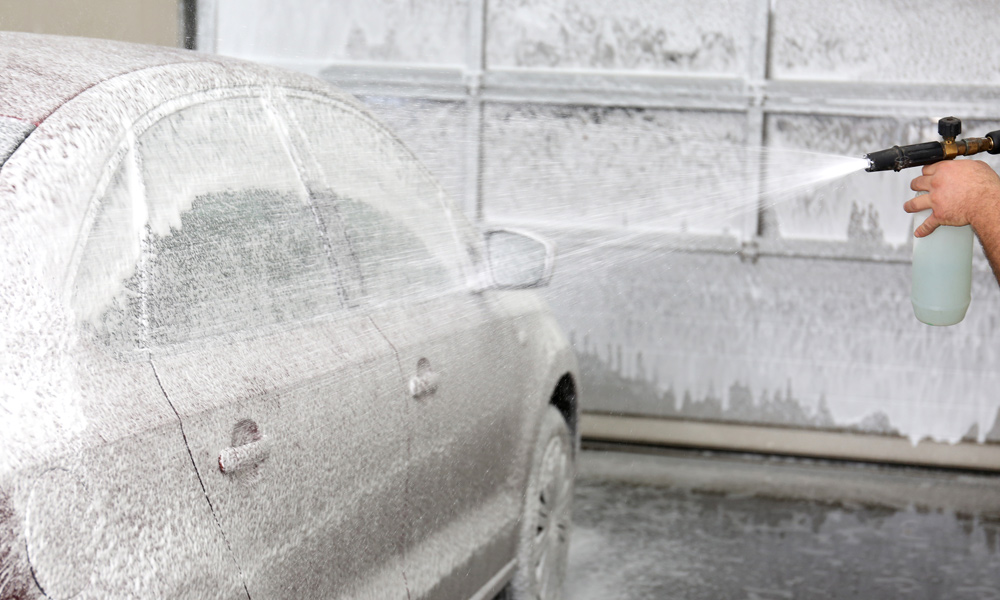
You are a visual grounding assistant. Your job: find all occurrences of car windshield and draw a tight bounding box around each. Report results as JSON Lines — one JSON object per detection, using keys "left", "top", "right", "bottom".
{"left": 0, "top": 116, "right": 35, "bottom": 167}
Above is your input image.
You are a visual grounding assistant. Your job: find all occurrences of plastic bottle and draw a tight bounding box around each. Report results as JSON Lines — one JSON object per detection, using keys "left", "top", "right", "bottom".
{"left": 911, "top": 208, "right": 973, "bottom": 326}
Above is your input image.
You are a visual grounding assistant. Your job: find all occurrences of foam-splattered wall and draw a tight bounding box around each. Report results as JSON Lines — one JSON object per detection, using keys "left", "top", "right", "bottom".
{"left": 208, "top": 0, "right": 1000, "bottom": 449}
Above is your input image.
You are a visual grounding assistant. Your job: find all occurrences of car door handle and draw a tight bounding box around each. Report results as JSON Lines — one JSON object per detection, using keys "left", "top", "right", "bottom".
{"left": 218, "top": 435, "right": 271, "bottom": 474}
{"left": 409, "top": 371, "right": 440, "bottom": 399}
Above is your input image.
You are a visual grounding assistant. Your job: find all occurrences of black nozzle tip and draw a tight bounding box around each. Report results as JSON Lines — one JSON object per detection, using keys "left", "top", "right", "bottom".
{"left": 865, "top": 147, "right": 902, "bottom": 172}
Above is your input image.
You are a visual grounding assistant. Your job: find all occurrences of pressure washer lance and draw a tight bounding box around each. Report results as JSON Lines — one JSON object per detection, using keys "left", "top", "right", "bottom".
{"left": 864, "top": 117, "right": 1000, "bottom": 326}
{"left": 864, "top": 117, "right": 1000, "bottom": 173}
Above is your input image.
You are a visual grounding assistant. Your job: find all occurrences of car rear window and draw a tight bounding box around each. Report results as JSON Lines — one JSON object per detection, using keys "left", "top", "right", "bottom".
{"left": 136, "top": 97, "right": 345, "bottom": 346}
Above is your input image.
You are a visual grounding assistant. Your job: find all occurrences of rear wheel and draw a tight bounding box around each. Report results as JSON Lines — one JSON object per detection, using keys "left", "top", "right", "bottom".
{"left": 509, "top": 406, "right": 573, "bottom": 600}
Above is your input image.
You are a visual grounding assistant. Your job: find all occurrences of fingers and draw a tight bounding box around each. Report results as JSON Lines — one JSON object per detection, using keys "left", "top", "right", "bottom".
{"left": 910, "top": 175, "right": 931, "bottom": 192}
{"left": 914, "top": 213, "right": 940, "bottom": 238}
{"left": 903, "top": 194, "right": 932, "bottom": 213}
{"left": 922, "top": 163, "right": 939, "bottom": 176}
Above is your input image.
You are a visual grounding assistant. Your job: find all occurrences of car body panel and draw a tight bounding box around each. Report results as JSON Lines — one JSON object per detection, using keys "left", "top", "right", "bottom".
{"left": 151, "top": 320, "right": 410, "bottom": 599}
{"left": 371, "top": 293, "right": 529, "bottom": 599}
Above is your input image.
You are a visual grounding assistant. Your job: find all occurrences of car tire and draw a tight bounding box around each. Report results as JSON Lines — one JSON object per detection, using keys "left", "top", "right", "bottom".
{"left": 509, "top": 405, "right": 574, "bottom": 600}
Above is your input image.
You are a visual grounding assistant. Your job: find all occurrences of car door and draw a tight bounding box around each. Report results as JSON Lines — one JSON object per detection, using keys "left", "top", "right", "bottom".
{"left": 132, "top": 95, "right": 411, "bottom": 599}
{"left": 281, "top": 92, "right": 530, "bottom": 598}
{"left": 58, "top": 149, "right": 246, "bottom": 598}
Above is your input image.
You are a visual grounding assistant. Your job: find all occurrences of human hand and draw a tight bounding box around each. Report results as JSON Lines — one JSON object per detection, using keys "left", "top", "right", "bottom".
{"left": 906, "top": 160, "right": 1000, "bottom": 237}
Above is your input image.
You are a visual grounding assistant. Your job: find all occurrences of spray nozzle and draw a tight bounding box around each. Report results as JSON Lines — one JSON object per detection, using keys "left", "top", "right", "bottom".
{"left": 864, "top": 117, "right": 1000, "bottom": 172}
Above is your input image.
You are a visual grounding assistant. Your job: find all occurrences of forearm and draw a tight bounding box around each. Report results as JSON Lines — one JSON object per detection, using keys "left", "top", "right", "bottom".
{"left": 972, "top": 206, "right": 1000, "bottom": 286}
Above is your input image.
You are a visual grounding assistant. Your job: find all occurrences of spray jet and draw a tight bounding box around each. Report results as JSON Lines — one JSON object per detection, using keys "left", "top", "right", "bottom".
{"left": 865, "top": 117, "right": 1000, "bottom": 172}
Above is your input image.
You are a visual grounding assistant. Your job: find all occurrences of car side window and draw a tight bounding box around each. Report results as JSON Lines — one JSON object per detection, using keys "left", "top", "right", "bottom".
{"left": 71, "top": 156, "right": 145, "bottom": 354}
{"left": 318, "top": 192, "right": 455, "bottom": 301}
{"left": 136, "top": 96, "right": 344, "bottom": 346}
{"left": 283, "top": 95, "right": 479, "bottom": 304}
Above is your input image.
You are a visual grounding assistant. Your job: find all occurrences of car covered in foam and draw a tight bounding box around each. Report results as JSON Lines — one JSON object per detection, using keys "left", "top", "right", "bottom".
{"left": 0, "top": 32, "right": 578, "bottom": 600}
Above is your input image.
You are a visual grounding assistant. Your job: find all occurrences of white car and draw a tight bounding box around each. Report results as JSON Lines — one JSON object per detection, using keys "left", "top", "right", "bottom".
{"left": 0, "top": 32, "right": 578, "bottom": 600}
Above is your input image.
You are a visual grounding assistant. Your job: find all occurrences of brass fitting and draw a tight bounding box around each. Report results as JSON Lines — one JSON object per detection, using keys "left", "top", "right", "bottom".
{"left": 942, "top": 138, "right": 959, "bottom": 160}
{"left": 956, "top": 136, "right": 995, "bottom": 157}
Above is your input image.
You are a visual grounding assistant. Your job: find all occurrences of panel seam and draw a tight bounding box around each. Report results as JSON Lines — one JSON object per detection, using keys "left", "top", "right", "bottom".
{"left": 149, "top": 360, "right": 253, "bottom": 600}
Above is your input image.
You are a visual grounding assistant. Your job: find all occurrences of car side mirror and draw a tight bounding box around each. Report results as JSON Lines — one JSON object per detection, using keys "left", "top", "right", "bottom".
{"left": 484, "top": 228, "right": 555, "bottom": 289}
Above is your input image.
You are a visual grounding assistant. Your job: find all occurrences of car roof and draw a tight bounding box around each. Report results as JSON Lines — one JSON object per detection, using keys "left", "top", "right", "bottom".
{"left": 0, "top": 32, "right": 369, "bottom": 215}
{"left": 0, "top": 32, "right": 210, "bottom": 126}
{"left": 0, "top": 32, "right": 372, "bottom": 166}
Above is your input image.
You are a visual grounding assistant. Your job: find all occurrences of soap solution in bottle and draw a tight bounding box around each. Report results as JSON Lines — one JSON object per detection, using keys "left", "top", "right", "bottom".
{"left": 911, "top": 208, "right": 973, "bottom": 326}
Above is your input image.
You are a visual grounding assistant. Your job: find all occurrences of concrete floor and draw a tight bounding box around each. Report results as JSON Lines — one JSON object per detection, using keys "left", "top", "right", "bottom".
{"left": 566, "top": 445, "right": 1000, "bottom": 599}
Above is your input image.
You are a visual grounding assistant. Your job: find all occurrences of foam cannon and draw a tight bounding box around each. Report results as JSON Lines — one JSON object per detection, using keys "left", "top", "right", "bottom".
{"left": 865, "top": 117, "right": 1000, "bottom": 172}
{"left": 864, "top": 116, "right": 1000, "bottom": 327}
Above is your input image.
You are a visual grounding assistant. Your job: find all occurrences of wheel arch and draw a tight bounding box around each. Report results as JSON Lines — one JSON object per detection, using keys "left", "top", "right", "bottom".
{"left": 549, "top": 373, "right": 578, "bottom": 444}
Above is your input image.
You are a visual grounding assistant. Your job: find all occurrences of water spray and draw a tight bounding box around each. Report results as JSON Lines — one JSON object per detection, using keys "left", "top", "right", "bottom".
{"left": 864, "top": 117, "right": 1000, "bottom": 327}
{"left": 864, "top": 117, "right": 1000, "bottom": 172}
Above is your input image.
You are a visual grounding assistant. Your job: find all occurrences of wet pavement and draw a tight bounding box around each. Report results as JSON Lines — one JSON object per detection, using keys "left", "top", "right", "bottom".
{"left": 566, "top": 446, "right": 1000, "bottom": 599}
